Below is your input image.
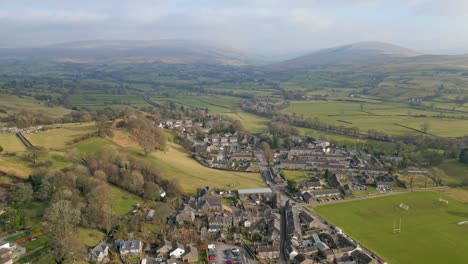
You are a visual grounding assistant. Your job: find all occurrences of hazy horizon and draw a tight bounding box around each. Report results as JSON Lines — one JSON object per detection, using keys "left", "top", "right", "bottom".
{"left": 1, "top": 0, "right": 468, "bottom": 55}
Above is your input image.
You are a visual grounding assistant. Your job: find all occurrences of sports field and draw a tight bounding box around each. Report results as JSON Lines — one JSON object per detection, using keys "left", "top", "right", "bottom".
{"left": 315, "top": 191, "right": 468, "bottom": 264}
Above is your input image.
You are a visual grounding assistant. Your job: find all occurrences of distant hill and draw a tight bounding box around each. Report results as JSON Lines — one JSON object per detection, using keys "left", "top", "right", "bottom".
{"left": 0, "top": 40, "right": 249, "bottom": 65}
{"left": 271, "top": 41, "right": 423, "bottom": 69}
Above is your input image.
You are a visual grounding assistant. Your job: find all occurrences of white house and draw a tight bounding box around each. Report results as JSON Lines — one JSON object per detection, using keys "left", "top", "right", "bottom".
{"left": 0, "top": 240, "right": 15, "bottom": 264}
{"left": 169, "top": 243, "right": 185, "bottom": 259}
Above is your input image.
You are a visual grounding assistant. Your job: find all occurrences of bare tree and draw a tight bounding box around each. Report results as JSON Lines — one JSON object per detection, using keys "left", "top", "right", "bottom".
{"left": 421, "top": 122, "right": 431, "bottom": 134}
{"left": 261, "top": 142, "right": 273, "bottom": 165}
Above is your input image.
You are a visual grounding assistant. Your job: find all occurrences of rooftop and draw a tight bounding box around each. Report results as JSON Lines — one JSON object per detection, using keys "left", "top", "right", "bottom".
{"left": 238, "top": 188, "right": 272, "bottom": 195}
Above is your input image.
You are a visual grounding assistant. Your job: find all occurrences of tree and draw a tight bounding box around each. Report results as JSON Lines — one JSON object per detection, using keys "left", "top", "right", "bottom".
{"left": 95, "top": 114, "right": 113, "bottom": 137}
{"left": 271, "top": 136, "right": 279, "bottom": 149}
{"left": 287, "top": 180, "right": 298, "bottom": 193}
{"left": 85, "top": 184, "right": 112, "bottom": 232}
{"left": 46, "top": 199, "right": 81, "bottom": 238}
{"left": 0, "top": 145, "right": 3, "bottom": 157}
{"left": 51, "top": 233, "right": 86, "bottom": 263}
{"left": 24, "top": 148, "right": 43, "bottom": 164}
{"left": 460, "top": 148, "right": 468, "bottom": 165}
{"left": 128, "top": 115, "right": 167, "bottom": 156}
{"left": 122, "top": 170, "right": 144, "bottom": 194}
{"left": 282, "top": 138, "right": 292, "bottom": 150}
{"left": 34, "top": 180, "right": 52, "bottom": 201}
{"left": 46, "top": 197, "right": 84, "bottom": 262}
{"left": 10, "top": 183, "right": 33, "bottom": 204}
{"left": 421, "top": 122, "right": 431, "bottom": 134}
{"left": 261, "top": 142, "right": 272, "bottom": 165}
{"left": 143, "top": 182, "right": 161, "bottom": 201}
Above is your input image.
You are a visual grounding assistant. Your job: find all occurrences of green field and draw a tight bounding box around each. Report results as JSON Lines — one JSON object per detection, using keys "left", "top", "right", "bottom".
{"left": 0, "top": 94, "right": 71, "bottom": 118}
{"left": 72, "top": 137, "right": 111, "bottom": 153}
{"left": 282, "top": 170, "right": 309, "bottom": 181}
{"left": 297, "top": 127, "right": 373, "bottom": 144}
{"left": 0, "top": 133, "right": 26, "bottom": 153}
{"left": 76, "top": 228, "right": 105, "bottom": 247}
{"left": 222, "top": 111, "right": 269, "bottom": 133}
{"left": 431, "top": 159, "right": 468, "bottom": 187}
{"left": 285, "top": 100, "right": 468, "bottom": 137}
{"left": 0, "top": 155, "right": 33, "bottom": 178}
{"left": 150, "top": 143, "right": 266, "bottom": 194}
{"left": 109, "top": 185, "right": 143, "bottom": 215}
{"left": 25, "top": 123, "right": 96, "bottom": 150}
{"left": 315, "top": 192, "right": 468, "bottom": 264}
{"left": 151, "top": 95, "right": 241, "bottom": 114}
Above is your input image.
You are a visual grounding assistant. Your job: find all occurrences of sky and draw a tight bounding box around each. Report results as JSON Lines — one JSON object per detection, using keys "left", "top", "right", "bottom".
{"left": 1, "top": 0, "right": 468, "bottom": 55}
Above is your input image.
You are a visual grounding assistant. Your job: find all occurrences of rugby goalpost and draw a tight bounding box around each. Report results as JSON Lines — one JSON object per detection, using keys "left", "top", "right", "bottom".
{"left": 399, "top": 203, "right": 409, "bottom": 210}
{"left": 439, "top": 198, "right": 449, "bottom": 204}
{"left": 393, "top": 217, "right": 402, "bottom": 233}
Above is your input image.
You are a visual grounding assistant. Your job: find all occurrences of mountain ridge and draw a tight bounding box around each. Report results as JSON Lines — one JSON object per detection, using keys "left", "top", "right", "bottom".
{"left": 270, "top": 41, "right": 424, "bottom": 69}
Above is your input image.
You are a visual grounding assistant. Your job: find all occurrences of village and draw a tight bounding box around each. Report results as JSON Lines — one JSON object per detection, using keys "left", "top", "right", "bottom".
{"left": 85, "top": 184, "right": 382, "bottom": 264}
{"left": 76, "top": 118, "right": 399, "bottom": 264}
{"left": 0, "top": 117, "right": 400, "bottom": 264}
{"left": 272, "top": 135, "right": 399, "bottom": 205}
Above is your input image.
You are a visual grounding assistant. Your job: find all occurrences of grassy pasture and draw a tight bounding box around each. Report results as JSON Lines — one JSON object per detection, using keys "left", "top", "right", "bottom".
{"left": 42, "top": 151, "right": 71, "bottom": 169}
{"left": 282, "top": 170, "right": 309, "bottom": 182}
{"left": 109, "top": 185, "right": 143, "bottom": 215}
{"left": 151, "top": 95, "right": 241, "bottom": 114}
{"left": 0, "top": 94, "right": 71, "bottom": 117}
{"left": 25, "top": 123, "right": 96, "bottom": 150}
{"left": 297, "top": 127, "right": 372, "bottom": 143}
{"left": 284, "top": 100, "right": 468, "bottom": 137}
{"left": 0, "top": 133, "right": 26, "bottom": 153}
{"left": 76, "top": 228, "right": 105, "bottom": 247}
{"left": 430, "top": 159, "right": 468, "bottom": 187}
{"left": 315, "top": 191, "right": 468, "bottom": 264}
{"left": 222, "top": 111, "right": 269, "bottom": 133}
{"left": 69, "top": 93, "right": 148, "bottom": 109}
{"left": 72, "top": 137, "right": 111, "bottom": 154}
{"left": 150, "top": 143, "right": 266, "bottom": 194}
{"left": 0, "top": 155, "right": 33, "bottom": 178}
{"left": 436, "top": 188, "right": 468, "bottom": 203}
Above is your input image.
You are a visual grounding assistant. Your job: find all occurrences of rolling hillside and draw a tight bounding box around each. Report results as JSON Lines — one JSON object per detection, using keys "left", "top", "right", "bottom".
{"left": 272, "top": 41, "right": 422, "bottom": 69}
{"left": 0, "top": 39, "right": 249, "bottom": 65}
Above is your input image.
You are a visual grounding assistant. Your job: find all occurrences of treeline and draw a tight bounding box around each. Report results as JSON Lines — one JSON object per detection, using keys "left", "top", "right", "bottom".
{"left": 84, "top": 145, "right": 181, "bottom": 197}
{"left": 116, "top": 110, "right": 167, "bottom": 156}
{"left": 1, "top": 107, "right": 123, "bottom": 128}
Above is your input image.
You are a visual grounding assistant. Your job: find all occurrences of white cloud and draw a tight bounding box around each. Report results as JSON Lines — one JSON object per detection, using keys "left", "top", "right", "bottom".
{"left": 0, "top": 0, "right": 467, "bottom": 54}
